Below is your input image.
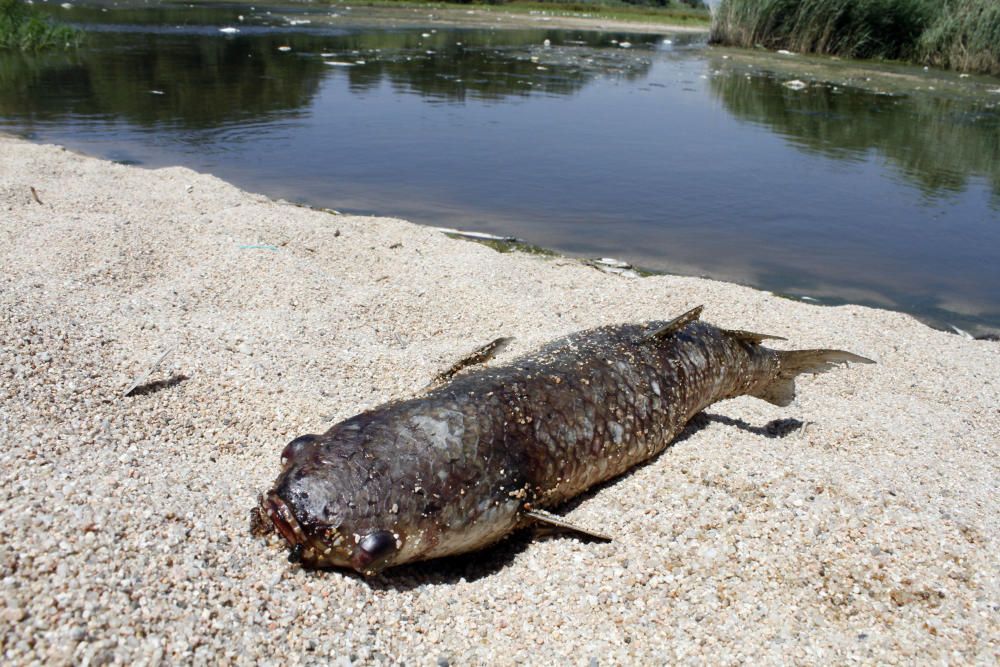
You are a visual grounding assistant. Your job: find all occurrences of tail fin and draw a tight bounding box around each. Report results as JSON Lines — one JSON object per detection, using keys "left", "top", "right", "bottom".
{"left": 754, "top": 349, "right": 875, "bottom": 407}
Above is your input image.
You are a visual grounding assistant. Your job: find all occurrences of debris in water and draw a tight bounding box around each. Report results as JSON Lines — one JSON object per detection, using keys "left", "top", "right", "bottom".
{"left": 950, "top": 325, "right": 974, "bottom": 340}
{"left": 433, "top": 227, "right": 519, "bottom": 243}
{"left": 590, "top": 258, "right": 640, "bottom": 278}
{"left": 783, "top": 79, "right": 808, "bottom": 90}
{"left": 218, "top": 27, "right": 239, "bottom": 34}
{"left": 278, "top": 46, "right": 291, "bottom": 52}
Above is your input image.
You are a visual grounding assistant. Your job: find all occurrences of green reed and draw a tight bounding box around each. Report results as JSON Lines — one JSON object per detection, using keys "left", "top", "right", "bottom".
{"left": 0, "top": 0, "right": 81, "bottom": 51}
{"left": 709, "top": 0, "right": 1000, "bottom": 75}
{"left": 918, "top": 0, "right": 1000, "bottom": 76}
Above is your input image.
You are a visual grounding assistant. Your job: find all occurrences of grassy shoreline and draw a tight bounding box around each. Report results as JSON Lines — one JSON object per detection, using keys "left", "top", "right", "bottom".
{"left": 709, "top": 0, "right": 1000, "bottom": 76}
{"left": 0, "top": 0, "right": 81, "bottom": 50}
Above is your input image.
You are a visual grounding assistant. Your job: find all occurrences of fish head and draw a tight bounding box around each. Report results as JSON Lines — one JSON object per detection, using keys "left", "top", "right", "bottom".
{"left": 256, "top": 430, "right": 409, "bottom": 576}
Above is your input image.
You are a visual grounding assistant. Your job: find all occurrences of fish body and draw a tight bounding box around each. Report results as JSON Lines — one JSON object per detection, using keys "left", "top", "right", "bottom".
{"left": 256, "top": 308, "right": 872, "bottom": 574}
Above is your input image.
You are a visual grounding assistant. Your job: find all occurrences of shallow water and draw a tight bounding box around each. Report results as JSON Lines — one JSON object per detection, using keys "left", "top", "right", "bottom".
{"left": 3, "top": 1, "right": 999, "bottom": 334}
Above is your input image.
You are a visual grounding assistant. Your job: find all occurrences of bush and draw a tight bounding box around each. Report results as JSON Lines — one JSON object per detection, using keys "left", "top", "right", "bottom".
{"left": 0, "top": 0, "right": 81, "bottom": 51}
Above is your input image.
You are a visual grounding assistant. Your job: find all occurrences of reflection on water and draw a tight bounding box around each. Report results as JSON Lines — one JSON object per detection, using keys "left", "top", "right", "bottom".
{"left": 709, "top": 62, "right": 1000, "bottom": 203}
{"left": 0, "top": 2, "right": 998, "bottom": 334}
{"left": 0, "top": 37, "right": 325, "bottom": 126}
{"left": 0, "top": 3, "right": 656, "bottom": 124}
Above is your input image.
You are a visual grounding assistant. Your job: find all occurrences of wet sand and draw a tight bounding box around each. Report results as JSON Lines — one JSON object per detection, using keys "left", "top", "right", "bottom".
{"left": 1, "top": 137, "right": 997, "bottom": 664}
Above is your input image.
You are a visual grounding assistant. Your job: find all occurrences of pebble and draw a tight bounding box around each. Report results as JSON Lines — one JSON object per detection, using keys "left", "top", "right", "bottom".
{"left": 5, "top": 607, "right": 27, "bottom": 623}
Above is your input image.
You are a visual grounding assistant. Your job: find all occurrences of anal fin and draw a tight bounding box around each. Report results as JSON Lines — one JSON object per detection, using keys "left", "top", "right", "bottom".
{"left": 643, "top": 305, "right": 704, "bottom": 342}
{"left": 724, "top": 329, "right": 787, "bottom": 345}
{"left": 524, "top": 508, "right": 612, "bottom": 542}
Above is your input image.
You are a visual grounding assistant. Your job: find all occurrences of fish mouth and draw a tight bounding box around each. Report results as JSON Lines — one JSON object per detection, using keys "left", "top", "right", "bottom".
{"left": 264, "top": 493, "right": 306, "bottom": 547}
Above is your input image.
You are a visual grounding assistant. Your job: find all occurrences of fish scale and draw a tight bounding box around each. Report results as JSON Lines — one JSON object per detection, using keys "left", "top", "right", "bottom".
{"left": 253, "top": 307, "right": 873, "bottom": 574}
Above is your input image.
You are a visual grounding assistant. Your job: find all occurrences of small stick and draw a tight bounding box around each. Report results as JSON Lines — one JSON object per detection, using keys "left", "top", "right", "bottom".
{"left": 123, "top": 345, "right": 176, "bottom": 398}
{"left": 30, "top": 187, "right": 43, "bottom": 205}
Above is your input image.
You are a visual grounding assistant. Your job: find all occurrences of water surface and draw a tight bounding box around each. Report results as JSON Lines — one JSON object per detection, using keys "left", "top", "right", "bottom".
{"left": 3, "top": 1, "right": 999, "bottom": 334}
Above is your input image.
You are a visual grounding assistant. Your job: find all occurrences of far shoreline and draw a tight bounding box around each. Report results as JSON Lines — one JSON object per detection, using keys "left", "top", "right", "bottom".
{"left": 329, "top": 1, "right": 711, "bottom": 35}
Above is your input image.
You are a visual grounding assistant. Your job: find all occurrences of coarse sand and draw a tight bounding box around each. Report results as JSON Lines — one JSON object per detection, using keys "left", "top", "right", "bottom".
{"left": 1, "top": 137, "right": 997, "bottom": 665}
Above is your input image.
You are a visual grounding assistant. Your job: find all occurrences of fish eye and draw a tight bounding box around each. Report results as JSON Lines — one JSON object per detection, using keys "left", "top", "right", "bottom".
{"left": 281, "top": 434, "right": 319, "bottom": 464}
{"left": 359, "top": 530, "right": 396, "bottom": 557}
{"left": 352, "top": 530, "right": 398, "bottom": 573}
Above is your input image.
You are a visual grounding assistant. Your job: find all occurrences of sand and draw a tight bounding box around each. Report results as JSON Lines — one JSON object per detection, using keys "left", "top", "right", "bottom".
{"left": 1, "top": 136, "right": 997, "bottom": 665}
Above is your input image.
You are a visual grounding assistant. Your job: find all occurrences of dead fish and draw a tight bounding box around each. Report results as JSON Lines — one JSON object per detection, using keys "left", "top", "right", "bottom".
{"left": 251, "top": 306, "right": 873, "bottom": 575}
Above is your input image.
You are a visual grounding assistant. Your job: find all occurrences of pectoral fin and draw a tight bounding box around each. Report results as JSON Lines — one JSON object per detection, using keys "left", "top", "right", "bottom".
{"left": 524, "top": 508, "right": 612, "bottom": 542}
{"left": 431, "top": 336, "right": 514, "bottom": 386}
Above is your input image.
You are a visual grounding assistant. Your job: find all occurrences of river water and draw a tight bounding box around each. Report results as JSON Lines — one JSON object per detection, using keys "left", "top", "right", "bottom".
{"left": 3, "top": 1, "right": 998, "bottom": 334}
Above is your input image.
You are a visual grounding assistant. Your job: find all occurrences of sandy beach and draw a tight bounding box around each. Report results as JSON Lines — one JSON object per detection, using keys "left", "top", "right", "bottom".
{"left": 1, "top": 136, "right": 997, "bottom": 664}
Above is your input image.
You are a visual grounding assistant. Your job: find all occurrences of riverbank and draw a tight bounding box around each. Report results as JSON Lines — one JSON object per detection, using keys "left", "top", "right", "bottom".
{"left": 1, "top": 136, "right": 997, "bottom": 664}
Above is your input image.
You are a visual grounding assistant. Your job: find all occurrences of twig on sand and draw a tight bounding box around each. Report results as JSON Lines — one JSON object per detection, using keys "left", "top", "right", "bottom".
{"left": 30, "top": 187, "right": 43, "bottom": 204}
{"left": 123, "top": 345, "right": 177, "bottom": 398}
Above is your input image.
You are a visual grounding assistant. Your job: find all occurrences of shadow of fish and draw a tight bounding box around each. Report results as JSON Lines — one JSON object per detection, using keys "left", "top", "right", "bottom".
{"left": 251, "top": 306, "right": 873, "bottom": 575}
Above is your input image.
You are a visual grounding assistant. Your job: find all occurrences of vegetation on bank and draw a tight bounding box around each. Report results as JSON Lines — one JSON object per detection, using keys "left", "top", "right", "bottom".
{"left": 350, "top": 0, "right": 711, "bottom": 26}
{"left": 918, "top": 0, "right": 1000, "bottom": 74}
{"left": 0, "top": 0, "right": 81, "bottom": 50}
{"left": 709, "top": 0, "right": 1000, "bottom": 75}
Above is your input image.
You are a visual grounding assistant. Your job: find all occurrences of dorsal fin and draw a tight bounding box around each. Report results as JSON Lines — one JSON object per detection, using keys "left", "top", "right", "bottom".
{"left": 724, "top": 329, "right": 787, "bottom": 345}
{"left": 643, "top": 305, "right": 703, "bottom": 342}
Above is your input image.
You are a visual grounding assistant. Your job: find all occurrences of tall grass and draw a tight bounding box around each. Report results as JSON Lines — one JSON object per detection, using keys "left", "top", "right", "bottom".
{"left": 919, "top": 0, "right": 1000, "bottom": 76}
{"left": 710, "top": 0, "right": 1000, "bottom": 75}
{"left": 0, "top": 0, "right": 81, "bottom": 51}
